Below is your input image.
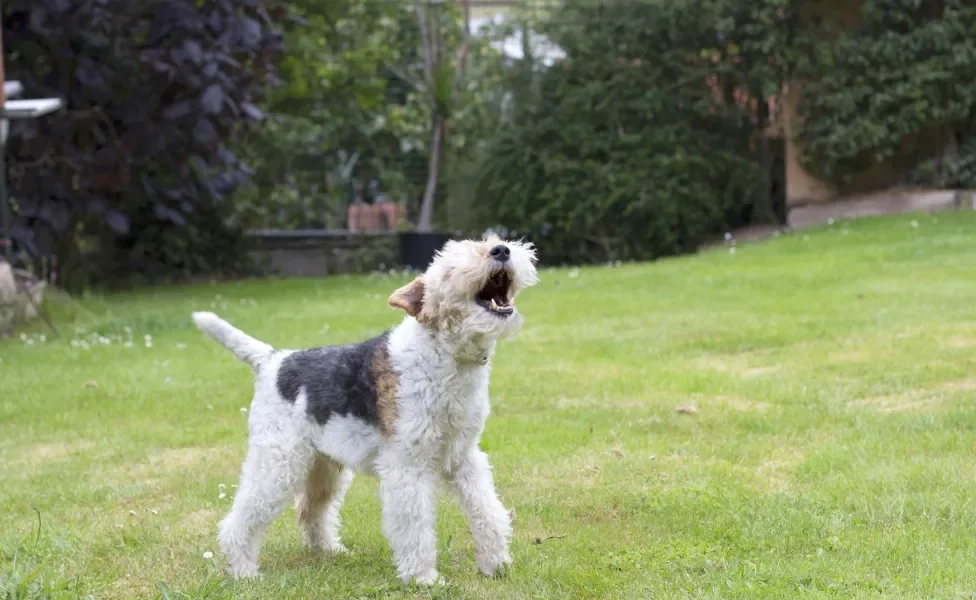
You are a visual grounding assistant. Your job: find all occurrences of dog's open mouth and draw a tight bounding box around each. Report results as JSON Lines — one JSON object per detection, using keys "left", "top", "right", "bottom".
{"left": 476, "top": 271, "right": 514, "bottom": 316}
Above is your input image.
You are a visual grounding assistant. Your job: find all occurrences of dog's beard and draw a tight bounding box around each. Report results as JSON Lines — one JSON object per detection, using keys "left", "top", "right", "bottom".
{"left": 458, "top": 307, "right": 524, "bottom": 339}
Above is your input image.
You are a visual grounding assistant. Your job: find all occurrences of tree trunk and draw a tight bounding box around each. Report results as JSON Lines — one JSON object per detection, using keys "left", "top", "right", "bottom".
{"left": 417, "top": 117, "right": 444, "bottom": 233}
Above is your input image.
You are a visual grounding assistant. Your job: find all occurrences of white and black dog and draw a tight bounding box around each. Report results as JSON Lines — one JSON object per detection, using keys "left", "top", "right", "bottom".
{"left": 192, "top": 236, "right": 538, "bottom": 584}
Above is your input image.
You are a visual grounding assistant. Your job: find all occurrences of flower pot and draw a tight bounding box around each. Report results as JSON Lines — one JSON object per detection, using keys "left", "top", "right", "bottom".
{"left": 377, "top": 203, "right": 401, "bottom": 231}
{"left": 399, "top": 231, "right": 452, "bottom": 271}
{"left": 347, "top": 204, "right": 364, "bottom": 233}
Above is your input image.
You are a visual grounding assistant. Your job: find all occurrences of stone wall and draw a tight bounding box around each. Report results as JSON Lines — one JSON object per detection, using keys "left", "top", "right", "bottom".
{"left": 246, "top": 229, "right": 400, "bottom": 277}
{"left": 787, "top": 189, "right": 976, "bottom": 230}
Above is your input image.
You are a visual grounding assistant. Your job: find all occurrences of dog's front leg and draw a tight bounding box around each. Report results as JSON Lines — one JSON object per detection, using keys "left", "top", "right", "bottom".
{"left": 450, "top": 447, "right": 512, "bottom": 577}
{"left": 376, "top": 449, "right": 440, "bottom": 584}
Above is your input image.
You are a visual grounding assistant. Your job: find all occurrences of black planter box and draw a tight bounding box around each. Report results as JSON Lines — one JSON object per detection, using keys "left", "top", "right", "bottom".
{"left": 399, "top": 231, "right": 452, "bottom": 271}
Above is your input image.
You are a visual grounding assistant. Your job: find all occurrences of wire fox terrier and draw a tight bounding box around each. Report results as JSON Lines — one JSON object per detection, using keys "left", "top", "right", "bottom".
{"left": 192, "top": 237, "right": 538, "bottom": 584}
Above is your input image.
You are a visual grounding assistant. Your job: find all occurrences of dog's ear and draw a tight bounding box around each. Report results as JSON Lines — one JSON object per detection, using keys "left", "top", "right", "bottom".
{"left": 389, "top": 277, "right": 426, "bottom": 317}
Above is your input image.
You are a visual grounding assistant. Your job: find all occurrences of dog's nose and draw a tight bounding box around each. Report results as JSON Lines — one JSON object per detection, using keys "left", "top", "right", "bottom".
{"left": 489, "top": 244, "right": 510, "bottom": 262}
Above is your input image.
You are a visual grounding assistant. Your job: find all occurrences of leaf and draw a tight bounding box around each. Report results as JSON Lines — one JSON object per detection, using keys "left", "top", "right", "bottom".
{"left": 240, "top": 102, "right": 264, "bottom": 119}
{"left": 193, "top": 119, "right": 218, "bottom": 143}
{"left": 201, "top": 84, "right": 224, "bottom": 114}
{"left": 153, "top": 204, "right": 186, "bottom": 226}
{"left": 162, "top": 100, "right": 194, "bottom": 120}
{"left": 105, "top": 211, "right": 130, "bottom": 234}
{"left": 183, "top": 39, "right": 203, "bottom": 64}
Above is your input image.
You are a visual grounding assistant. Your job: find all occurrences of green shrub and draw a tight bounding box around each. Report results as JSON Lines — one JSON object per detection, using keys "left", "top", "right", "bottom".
{"left": 471, "top": 0, "right": 783, "bottom": 263}
{"left": 796, "top": 0, "right": 976, "bottom": 186}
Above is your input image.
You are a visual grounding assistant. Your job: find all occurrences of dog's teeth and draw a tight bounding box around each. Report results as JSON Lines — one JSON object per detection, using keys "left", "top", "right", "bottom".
{"left": 490, "top": 298, "right": 499, "bottom": 310}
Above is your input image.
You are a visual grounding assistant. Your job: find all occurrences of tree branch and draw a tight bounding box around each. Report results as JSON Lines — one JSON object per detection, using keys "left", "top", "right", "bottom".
{"left": 455, "top": 0, "right": 472, "bottom": 90}
{"left": 415, "top": 0, "right": 434, "bottom": 94}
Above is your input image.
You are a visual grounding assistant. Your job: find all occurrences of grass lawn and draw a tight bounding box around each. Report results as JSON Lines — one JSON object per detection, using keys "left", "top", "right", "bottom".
{"left": 3, "top": 213, "right": 976, "bottom": 599}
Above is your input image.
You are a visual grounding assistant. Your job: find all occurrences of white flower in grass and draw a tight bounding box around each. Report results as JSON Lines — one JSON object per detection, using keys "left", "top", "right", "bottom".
{"left": 827, "top": 218, "right": 835, "bottom": 226}
{"left": 240, "top": 407, "right": 248, "bottom": 414}
{"left": 39, "top": 335, "right": 46, "bottom": 342}
{"left": 218, "top": 483, "right": 226, "bottom": 489}
{"left": 123, "top": 341, "right": 133, "bottom": 348}
{"left": 206, "top": 404, "right": 214, "bottom": 410}
{"left": 218, "top": 492, "right": 227, "bottom": 500}
{"left": 145, "top": 341, "right": 153, "bottom": 348}
{"left": 910, "top": 219, "right": 919, "bottom": 229}
{"left": 729, "top": 247, "right": 736, "bottom": 255}
{"left": 568, "top": 268, "right": 580, "bottom": 279}
{"left": 203, "top": 551, "right": 214, "bottom": 559}
{"left": 175, "top": 343, "right": 186, "bottom": 350}
{"left": 724, "top": 232, "right": 732, "bottom": 241}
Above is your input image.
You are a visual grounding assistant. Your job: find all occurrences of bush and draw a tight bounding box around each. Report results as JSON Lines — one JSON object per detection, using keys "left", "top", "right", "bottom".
{"left": 4, "top": 0, "right": 284, "bottom": 289}
{"left": 471, "top": 0, "right": 786, "bottom": 264}
{"left": 796, "top": 0, "right": 976, "bottom": 187}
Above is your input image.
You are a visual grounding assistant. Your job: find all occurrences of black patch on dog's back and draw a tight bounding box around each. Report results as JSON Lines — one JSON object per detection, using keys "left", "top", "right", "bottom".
{"left": 276, "top": 332, "right": 390, "bottom": 426}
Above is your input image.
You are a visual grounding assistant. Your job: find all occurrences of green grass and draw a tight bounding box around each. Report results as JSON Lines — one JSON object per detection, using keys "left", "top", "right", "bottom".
{"left": 3, "top": 213, "right": 976, "bottom": 599}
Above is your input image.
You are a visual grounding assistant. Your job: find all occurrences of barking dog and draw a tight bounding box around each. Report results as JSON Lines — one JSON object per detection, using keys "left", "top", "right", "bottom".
{"left": 192, "top": 237, "right": 538, "bottom": 584}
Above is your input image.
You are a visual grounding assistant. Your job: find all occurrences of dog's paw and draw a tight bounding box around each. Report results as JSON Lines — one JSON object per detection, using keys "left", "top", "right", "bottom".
{"left": 327, "top": 542, "right": 349, "bottom": 554}
{"left": 228, "top": 566, "right": 262, "bottom": 580}
{"left": 476, "top": 552, "right": 512, "bottom": 578}
{"left": 410, "top": 570, "right": 444, "bottom": 586}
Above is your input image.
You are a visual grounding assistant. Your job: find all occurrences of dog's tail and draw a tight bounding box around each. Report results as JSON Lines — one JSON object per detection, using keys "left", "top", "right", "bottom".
{"left": 192, "top": 312, "right": 274, "bottom": 369}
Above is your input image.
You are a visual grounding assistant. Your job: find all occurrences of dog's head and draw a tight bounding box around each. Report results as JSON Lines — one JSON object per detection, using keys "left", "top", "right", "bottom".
{"left": 389, "top": 236, "right": 538, "bottom": 339}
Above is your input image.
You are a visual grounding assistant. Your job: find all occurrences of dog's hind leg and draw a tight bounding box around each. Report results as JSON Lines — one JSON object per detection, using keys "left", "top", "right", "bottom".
{"left": 297, "top": 453, "right": 353, "bottom": 553}
{"left": 218, "top": 440, "right": 313, "bottom": 578}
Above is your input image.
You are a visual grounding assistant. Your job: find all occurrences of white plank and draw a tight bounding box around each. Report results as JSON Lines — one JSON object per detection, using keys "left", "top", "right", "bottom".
{"left": 5, "top": 98, "right": 63, "bottom": 119}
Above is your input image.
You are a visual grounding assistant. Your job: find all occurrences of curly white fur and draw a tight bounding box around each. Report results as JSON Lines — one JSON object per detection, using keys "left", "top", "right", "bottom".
{"left": 192, "top": 237, "right": 538, "bottom": 585}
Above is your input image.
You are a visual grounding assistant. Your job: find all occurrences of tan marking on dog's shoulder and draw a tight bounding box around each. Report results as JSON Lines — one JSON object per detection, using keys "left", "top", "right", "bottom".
{"left": 373, "top": 340, "right": 399, "bottom": 437}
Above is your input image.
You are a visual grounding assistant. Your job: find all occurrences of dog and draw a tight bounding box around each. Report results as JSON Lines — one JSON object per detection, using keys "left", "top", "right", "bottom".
{"left": 192, "top": 236, "right": 538, "bottom": 584}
